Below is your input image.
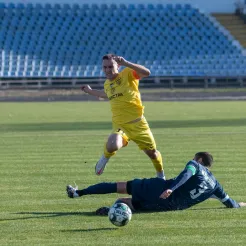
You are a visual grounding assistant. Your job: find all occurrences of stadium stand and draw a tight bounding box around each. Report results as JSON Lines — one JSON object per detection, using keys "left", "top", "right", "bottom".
{"left": 0, "top": 2, "right": 245, "bottom": 80}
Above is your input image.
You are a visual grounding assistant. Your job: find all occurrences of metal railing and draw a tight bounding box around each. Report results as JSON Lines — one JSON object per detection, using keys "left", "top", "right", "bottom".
{"left": 0, "top": 76, "right": 246, "bottom": 90}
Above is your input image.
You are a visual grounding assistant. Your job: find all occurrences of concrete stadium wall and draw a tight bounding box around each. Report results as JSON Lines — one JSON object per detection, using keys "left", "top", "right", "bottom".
{"left": 2, "top": 0, "right": 237, "bottom": 13}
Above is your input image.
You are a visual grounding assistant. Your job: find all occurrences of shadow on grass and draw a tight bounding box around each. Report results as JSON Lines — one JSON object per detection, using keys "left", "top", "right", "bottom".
{"left": 0, "top": 211, "right": 96, "bottom": 222}
{"left": 2, "top": 212, "right": 118, "bottom": 232}
{"left": 189, "top": 207, "right": 227, "bottom": 211}
{"left": 133, "top": 207, "right": 227, "bottom": 214}
{"left": 61, "top": 228, "right": 118, "bottom": 232}
{"left": 1, "top": 207, "right": 227, "bottom": 222}
{"left": 1, "top": 118, "right": 246, "bottom": 132}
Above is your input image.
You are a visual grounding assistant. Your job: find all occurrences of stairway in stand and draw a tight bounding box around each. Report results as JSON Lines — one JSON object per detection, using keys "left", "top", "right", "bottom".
{"left": 213, "top": 13, "right": 246, "bottom": 48}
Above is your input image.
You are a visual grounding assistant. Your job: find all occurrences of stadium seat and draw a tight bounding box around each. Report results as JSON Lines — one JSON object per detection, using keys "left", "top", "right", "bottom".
{"left": 0, "top": 3, "right": 245, "bottom": 78}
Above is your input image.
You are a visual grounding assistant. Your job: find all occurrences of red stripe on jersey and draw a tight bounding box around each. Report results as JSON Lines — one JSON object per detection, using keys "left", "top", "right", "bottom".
{"left": 133, "top": 70, "right": 141, "bottom": 79}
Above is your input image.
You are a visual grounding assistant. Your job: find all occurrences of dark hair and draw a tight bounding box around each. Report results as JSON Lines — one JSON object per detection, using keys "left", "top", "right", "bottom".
{"left": 102, "top": 53, "right": 116, "bottom": 60}
{"left": 194, "top": 152, "right": 213, "bottom": 167}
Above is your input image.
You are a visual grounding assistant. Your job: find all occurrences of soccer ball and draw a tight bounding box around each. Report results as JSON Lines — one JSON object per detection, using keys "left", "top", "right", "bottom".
{"left": 108, "top": 202, "right": 132, "bottom": 227}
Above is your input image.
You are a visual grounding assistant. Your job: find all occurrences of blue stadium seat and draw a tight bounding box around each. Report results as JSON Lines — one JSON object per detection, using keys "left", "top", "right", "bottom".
{"left": 0, "top": 3, "right": 245, "bottom": 78}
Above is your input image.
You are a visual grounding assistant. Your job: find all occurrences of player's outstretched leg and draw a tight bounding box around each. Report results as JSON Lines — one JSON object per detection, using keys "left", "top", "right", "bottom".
{"left": 67, "top": 182, "right": 129, "bottom": 215}
{"left": 66, "top": 182, "right": 118, "bottom": 198}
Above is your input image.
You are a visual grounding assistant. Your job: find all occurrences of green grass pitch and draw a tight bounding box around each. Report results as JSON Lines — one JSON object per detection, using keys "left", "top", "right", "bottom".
{"left": 0, "top": 101, "right": 246, "bottom": 245}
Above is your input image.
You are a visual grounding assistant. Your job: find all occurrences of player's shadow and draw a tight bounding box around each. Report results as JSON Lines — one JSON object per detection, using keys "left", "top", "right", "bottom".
{"left": 189, "top": 207, "right": 227, "bottom": 211}
{"left": 127, "top": 206, "right": 227, "bottom": 214}
{"left": 61, "top": 228, "right": 117, "bottom": 232}
{"left": 1, "top": 212, "right": 118, "bottom": 232}
{"left": 1, "top": 208, "right": 227, "bottom": 223}
{"left": 0, "top": 211, "right": 96, "bottom": 222}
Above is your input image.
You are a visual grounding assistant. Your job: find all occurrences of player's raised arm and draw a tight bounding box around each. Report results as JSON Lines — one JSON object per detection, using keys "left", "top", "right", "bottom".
{"left": 81, "top": 85, "right": 108, "bottom": 99}
{"left": 114, "top": 56, "right": 151, "bottom": 79}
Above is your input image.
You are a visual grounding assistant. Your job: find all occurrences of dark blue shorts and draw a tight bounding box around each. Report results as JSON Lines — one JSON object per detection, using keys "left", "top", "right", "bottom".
{"left": 127, "top": 178, "right": 172, "bottom": 211}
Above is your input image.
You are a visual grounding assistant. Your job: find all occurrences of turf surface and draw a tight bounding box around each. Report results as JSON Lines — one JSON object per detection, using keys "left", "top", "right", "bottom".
{"left": 0, "top": 101, "right": 246, "bottom": 245}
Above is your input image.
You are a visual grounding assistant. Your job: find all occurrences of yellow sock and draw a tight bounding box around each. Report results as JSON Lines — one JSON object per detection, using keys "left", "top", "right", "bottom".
{"left": 151, "top": 151, "right": 164, "bottom": 173}
{"left": 104, "top": 143, "right": 116, "bottom": 159}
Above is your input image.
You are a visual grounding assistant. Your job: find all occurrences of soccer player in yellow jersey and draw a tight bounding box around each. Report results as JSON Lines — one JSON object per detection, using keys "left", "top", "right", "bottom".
{"left": 81, "top": 54, "right": 165, "bottom": 179}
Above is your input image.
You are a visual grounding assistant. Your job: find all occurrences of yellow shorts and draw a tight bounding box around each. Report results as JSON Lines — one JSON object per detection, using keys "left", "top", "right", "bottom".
{"left": 112, "top": 117, "right": 156, "bottom": 150}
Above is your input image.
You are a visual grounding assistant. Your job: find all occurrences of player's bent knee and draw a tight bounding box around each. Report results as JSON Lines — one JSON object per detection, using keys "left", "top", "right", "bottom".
{"left": 106, "top": 134, "right": 124, "bottom": 152}
{"left": 106, "top": 143, "right": 117, "bottom": 153}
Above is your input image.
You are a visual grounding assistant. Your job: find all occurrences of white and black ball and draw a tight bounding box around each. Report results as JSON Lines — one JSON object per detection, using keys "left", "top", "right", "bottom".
{"left": 108, "top": 203, "right": 132, "bottom": 227}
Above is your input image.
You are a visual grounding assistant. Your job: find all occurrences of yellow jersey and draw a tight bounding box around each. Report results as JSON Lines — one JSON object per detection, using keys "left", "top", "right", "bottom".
{"left": 104, "top": 68, "right": 144, "bottom": 124}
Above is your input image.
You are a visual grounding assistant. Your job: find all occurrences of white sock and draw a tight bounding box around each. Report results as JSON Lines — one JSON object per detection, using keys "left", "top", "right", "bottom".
{"left": 157, "top": 171, "right": 166, "bottom": 180}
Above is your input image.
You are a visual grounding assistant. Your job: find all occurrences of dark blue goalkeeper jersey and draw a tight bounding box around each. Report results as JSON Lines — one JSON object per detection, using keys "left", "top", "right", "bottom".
{"left": 130, "top": 160, "right": 240, "bottom": 211}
